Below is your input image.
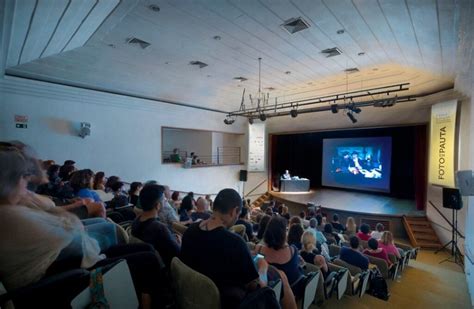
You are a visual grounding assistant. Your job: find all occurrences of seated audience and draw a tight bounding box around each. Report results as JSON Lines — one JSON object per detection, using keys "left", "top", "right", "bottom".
{"left": 315, "top": 214, "right": 324, "bottom": 231}
{"left": 128, "top": 181, "right": 143, "bottom": 206}
{"left": 363, "top": 238, "right": 393, "bottom": 267}
{"left": 93, "top": 171, "right": 106, "bottom": 190}
{"left": 339, "top": 236, "right": 369, "bottom": 270}
{"left": 379, "top": 231, "right": 402, "bottom": 259}
{"left": 256, "top": 214, "right": 271, "bottom": 240}
{"left": 170, "top": 191, "right": 181, "bottom": 210}
{"left": 58, "top": 160, "right": 76, "bottom": 181}
{"left": 37, "top": 164, "right": 62, "bottom": 196}
{"left": 289, "top": 216, "right": 302, "bottom": 227}
{"left": 287, "top": 223, "right": 304, "bottom": 250}
{"left": 323, "top": 223, "right": 341, "bottom": 245}
{"left": 309, "top": 218, "right": 327, "bottom": 245}
{"left": 170, "top": 148, "right": 181, "bottom": 163}
{"left": 155, "top": 185, "right": 179, "bottom": 228}
{"left": 357, "top": 223, "right": 372, "bottom": 241}
{"left": 131, "top": 184, "right": 180, "bottom": 267}
{"left": 345, "top": 216, "right": 357, "bottom": 237}
{"left": 178, "top": 194, "right": 194, "bottom": 225}
{"left": 298, "top": 211, "right": 310, "bottom": 227}
{"left": 370, "top": 223, "right": 385, "bottom": 240}
{"left": 235, "top": 206, "right": 254, "bottom": 241}
{"left": 191, "top": 197, "right": 211, "bottom": 221}
{"left": 300, "top": 231, "right": 329, "bottom": 277}
{"left": 255, "top": 216, "right": 305, "bottom": 296}
{"left": 105, "top": 176, "right": 120, "bottom": 193}
{"left": 0, "top": 147, "right": 164, "bottom": 309}
{"left": 280, "top": 204, "right": 291, "bottom": 220}
{"left": 108, "top": 181, "right": 129, "bottom": 209}
{"left": 70, "top": 169, "right": 102, "bottom": 203}
{"left": 331, "top": 214, "right": 346, "bottom": 232}
{"left": 180, "top": 189, "right": 297, "bottom": 309}
{"left": 205, "top": 194, "right": 213, "bottom": 209}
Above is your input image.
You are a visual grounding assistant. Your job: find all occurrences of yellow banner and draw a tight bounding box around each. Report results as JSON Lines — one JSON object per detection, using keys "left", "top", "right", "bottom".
{"left": 429, "top": 100, "right": 458, "bottom": 187}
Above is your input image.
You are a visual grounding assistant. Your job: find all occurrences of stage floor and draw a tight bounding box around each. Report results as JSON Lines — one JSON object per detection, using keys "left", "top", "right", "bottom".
{"left": 270, "top": 188, "right": 425, "bottom": 217}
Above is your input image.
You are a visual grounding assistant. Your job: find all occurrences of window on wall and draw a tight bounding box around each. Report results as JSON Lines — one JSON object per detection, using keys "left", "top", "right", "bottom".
{"left": 161, "top": 127, "right": 245, "bottom": 167}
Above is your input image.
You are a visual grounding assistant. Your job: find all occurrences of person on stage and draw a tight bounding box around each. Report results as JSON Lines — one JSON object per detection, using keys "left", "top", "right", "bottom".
{"left": 282, "top": 170, "right": 291, "bottom": 180}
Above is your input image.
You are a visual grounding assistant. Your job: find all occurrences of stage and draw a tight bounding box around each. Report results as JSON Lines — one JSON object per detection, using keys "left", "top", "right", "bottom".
{"left": 269, "top": 188, "right": 425, "bottom": 238}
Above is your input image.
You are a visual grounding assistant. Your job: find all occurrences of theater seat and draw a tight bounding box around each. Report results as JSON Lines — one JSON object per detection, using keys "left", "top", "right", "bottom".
{"left": 171, "top": 257, "right": 220, "bottom": 309}
{"left": 364, "top": 255, "right": 398, "bottom": 280}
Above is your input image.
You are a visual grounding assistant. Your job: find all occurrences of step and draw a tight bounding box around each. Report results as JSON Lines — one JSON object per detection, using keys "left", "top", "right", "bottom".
{"left": 405, "top": 217, "right": 428, "bottom": 221}
{"left": 416, "top": 241, "right": 442, "bottom": 249}
{"left": 410, "top": 226, "right": 434, "bottom": 233}
{"left": 407, "top": 221, "right": 431, "bottom": 227}
{"left": 413, "top": 233, "right": 439, "bottom": 241}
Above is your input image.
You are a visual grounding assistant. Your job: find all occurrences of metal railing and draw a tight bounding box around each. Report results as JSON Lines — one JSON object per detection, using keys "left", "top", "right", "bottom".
{"left": 162, "top": 147, "right": 243, "bottom": 167}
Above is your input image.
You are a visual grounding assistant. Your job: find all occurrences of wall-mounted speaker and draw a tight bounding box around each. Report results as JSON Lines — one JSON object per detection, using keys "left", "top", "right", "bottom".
{"left": 442, "top": 188, "right": 463, "bottom": 210}
{"left": 239, "top": 170, "right": 248, "bottom": 182}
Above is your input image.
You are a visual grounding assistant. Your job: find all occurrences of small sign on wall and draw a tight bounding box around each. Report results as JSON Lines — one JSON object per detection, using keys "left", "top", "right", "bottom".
{"left": 14, "top": 114, "right": 28, "bottom": 129}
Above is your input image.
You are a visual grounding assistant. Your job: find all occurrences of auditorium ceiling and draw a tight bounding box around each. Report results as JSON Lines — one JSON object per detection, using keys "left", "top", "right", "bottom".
{"left": 3, "top": 0, "right": 462, "bottom": 117}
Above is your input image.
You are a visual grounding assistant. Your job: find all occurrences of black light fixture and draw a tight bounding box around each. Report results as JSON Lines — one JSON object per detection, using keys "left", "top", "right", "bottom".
{"left": 290, "top": 108, "right": 298, "bottom": 118}
{"left": 347, "top": 112, "right": 357, "bottom": 124}
{"left": 248, "top": 118, "right": 254, "bottom": 125}
{"left": 223, "top": 114, "right": 235, "bottom": 125}
{"left": 331, "top": 104, "right": 338, "bottom": 114}
{"left": 259, "top": 113, "right": 267, "bottom": 121}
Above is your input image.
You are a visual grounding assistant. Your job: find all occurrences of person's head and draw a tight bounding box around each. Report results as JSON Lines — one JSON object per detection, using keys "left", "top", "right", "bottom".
{"left": 324, "top": 223, "right": 333, "bottom": 234}
{"left": 289, "top": 216, "right": 302, "bottom": 227}
{"left": 309, "top": 218, "right": 317, "bottom": 229}
{"left": 333, "top": 214, "right": 339, "bottom": 222}
{"left": 187, "top": 192, "right": 194, "bottom": 199}
{"left": 42, "top": 160, "right": 55, "bottom": 171}
{"left": 0, "top": 145, "right": 30, "bottom": 204}
{"left": 346, "top": 217, "right": 356, "bottom": 232}
{"left": 315, "top": 214, "right": 323, "bottom": 226}
{"left": 239, "top": 206, "right": 249, "bottom": 219}
{"left": 299, "top": 211, "right": 305, "bottom": 219}
{"left": 349, "top": 236, "right": 360, "bottom": 249}
{"left": 111, "top": 181, "right": 124, "bottom": 194}
{"left": 180, "top": 195, "right": 194, "bottom": 214}
{"left": 288, "top": 223, "right": 304, "bottom": 246}
{"left": 376, "top": 223, "right": 384, "bottom": 232}
{"left": 64, "top": 160, "right": 75, "bottom": 166}
{"left": 381, "top": 231, "right": 394, "bottom": 245}
{"left": 129, "top": 182, "right": 143, "bottom": 196}
{"left": 281, "top": 205, "right": 289, "bottom": 215}
{"left": 285, "top": 170, "right": 289, "bottom": 174}
{"left": 105, "top": 176, "right": 120, "bottom": 189}
{"left": 257, "top": 215, "right": 271, "bottom": 239}
{"left": 70, "top": 169, "right": 94, "bottom": 192}
{"left": 368, "top": 238, "right": 379, "bottom": 250}
{"left": 302, "top": 231, "right": 317, "bottom": 252}
{"left": 139, "top": 184, "right": 164, "bottom": 212}
{"left": 93, "top": 172, "right": 105, "bottom": 189}
{"left": 173, "top": 148, "right": 179, "bottom": 154}
{"left": 47, "top": 164, "right": 61, "bottom": 179}
{"left": 265, "top": 207, "right": 274, "bottom": 216}
{"left": 360, "top": 223, "right": 370, "bottom": 235}
{"left": 263, "top": 216, "right": 287, "bottom": 250}
{"left": 171, "top": 191, "right": 180, "bottom": 201}
{"left": 212, "top": 188, "right": 243, "bottom": 227}
{"left": 59, "top": 164, "right": 75, "bottom": 181}
{"left": 196, "top": 197, "right": 209, "bottom": 212}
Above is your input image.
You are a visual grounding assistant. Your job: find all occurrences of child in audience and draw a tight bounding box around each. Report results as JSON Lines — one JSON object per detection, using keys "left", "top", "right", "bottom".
{"left": 300, "top": 231, "right": 329, "bottom": 277}
{"left": 357, "top": 223, "right": 372, "bottom": 241}
{"left": 287, "top": 223, "right": 304, "bottom": 250}
{"left": 370, "top": 223, "right": 385, "bottom": 240}
{"left": 363, "top": 238, "right": 393, "bottom": 267}
{"left": 93, "top": 171, "right": 106, "bottom": 190}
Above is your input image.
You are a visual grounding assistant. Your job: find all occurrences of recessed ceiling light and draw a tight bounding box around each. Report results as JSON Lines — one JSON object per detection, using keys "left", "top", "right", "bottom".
{"left": 337, "top": 29, "right": 345, "bottom": 34}
{"left": 285, "top": 71, "right": 291, "bottom": 75}
{"left": 358, "top": 52, "right": 365, "bottom": 56}
{"left": 321, "top": 47, "right": 342, "bottom": 57}
{"left": 148, "top": 4, "right": 160, "bottom": 12}
{"left": 189, "top": 61, "right": 208, "bottom": 68}
{"left": 127, "top": 37, "right": 151, "bottom": 49}
{"left": 281, "top": 17, "right": 310, "bottom": 34}
{"left": 233, "top": 76, "right": 248, "bottom": 82}
{"left": 344, "top": 67, "right": 360, "bottom": 73}
{"left": 213, "top": 35, "right": 221, "bottom": 40}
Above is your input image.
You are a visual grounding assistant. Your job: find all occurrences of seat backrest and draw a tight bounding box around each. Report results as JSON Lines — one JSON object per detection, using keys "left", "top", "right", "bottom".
{"left": 329, "top": 244, "right": 341, "bottom": 257}
{"left": 333, "top": 259, "right": 362, "bottom": 276}
{"left": 172, "top": 222, "right": 188, "bottom": 235}
{"left": 365, "top": 255, "right": 389, "bottom": 278}
{"left": 171, "top": 257, "right": 220, "bottom": 309}
{"left": 302, "top": 272, "right": 320, "bottom": 309}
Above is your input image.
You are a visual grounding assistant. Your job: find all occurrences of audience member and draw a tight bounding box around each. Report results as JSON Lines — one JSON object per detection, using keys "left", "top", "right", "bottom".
{"left": 298, "top": 211, "right": 309, "bottom": 227}
{"left": 178, "top": 194, "right": 194, "bottom": 225}
{"left": 129, "top": 182, "right": 143, "bottom": 206}
{"left": 370, "top": 223, "right": 385, "bottom": 240}
{"left": 235, "top": 206, "right": 254, "bottom": 241}
{"left": 131, "top": 184, "right": 180, "bottom": 266}
{"left": 205, "top": 194, "right": 213, "bottom": 209}
{"left": 191, "top": 197, "right": 211, "bottom": 221}
{"left": 287, "top": 223, "right": 304, "bottom": 250}
{"left": 289, "top": 216, "right": 302, "bottom": 227}
{"left": 331, "top": 214, "right": 346, "bottom": 232}
{"left": 363, "top": 238, "right": 393, "bottom": 267}
{"left": 339, "top": 236, "right": 369, "bottom": 270}
{"left": 105, "top": 176, "right": 120, "bottom": 193}
{"left": 315, "top": 214, "right": 324, "bottom": 231}
{"left": 93, "top": 171, "right": 106, "bottom": 190}
{"left": 256, "top": 214, "right": 271, "bottom": 240}
{"left": 357, "top": 223, "right": 372, "bottom": 241}
{"left": 170, "top": 191, "right": 181, "bottom": 209}
{"left": 37, "top": 164, "right": 62, "bottom": 196}
{"left": 170, "top": 148, "right": 181, "bottom": 163}
{"left": 300, "top": 231, "right": 329, "bottom": 277}
{"left": 280, "top": 205, "right": 290, "bottom": 220}
{"left": 345, "top": 216, "right": 357, "bottom": 237}
{"left": 309, "top": 218, "right": 327, "bottom": 245}
{"left": 58, "top": 160, "right": 76, "bottom": 180}
{"left": 154, "top": 185, "right": 179, "bottom": 228}
{"left": 379, "top": 231, "right": 402, "bottom": 259}
{"left": 180, "top": 189, "right": 295, "bottom": 309}
{"left": 323, "top": 223, "right": 341, "bottom": 245}
{"left": 70, "top": 169, "right": 102, "bottom": 203}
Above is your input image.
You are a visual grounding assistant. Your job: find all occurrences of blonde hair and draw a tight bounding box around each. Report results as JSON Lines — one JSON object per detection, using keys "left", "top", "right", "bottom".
{"left": 346, "top": 217, "right": 357, "bottom": 233}
{"left": 380, "top": 231, "right": 394, "bottom": 245}
{"left": 301, "top": 231, "right": 317, "bottom": 252}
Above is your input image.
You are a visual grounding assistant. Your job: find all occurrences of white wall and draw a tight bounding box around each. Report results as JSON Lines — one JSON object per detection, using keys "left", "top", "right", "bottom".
{"left": 0, "top": 76, "right": 247, "bottom": 195}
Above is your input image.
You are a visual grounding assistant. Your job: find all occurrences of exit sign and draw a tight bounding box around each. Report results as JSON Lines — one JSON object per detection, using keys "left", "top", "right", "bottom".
{"left": 16, "top": 123, "right": 27, "bottom": 129}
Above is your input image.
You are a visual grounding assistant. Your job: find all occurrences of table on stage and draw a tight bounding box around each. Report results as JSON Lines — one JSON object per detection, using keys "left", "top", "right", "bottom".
{"left": 280, "top": 178, "right": 310, "bottom": 192}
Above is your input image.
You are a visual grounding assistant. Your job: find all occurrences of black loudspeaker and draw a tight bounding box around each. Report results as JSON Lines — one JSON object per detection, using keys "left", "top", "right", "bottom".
{"left": 239, "top": 170, "right": 248, "bottom": 182}
{"left": 442, "top": 188, "right": 463, "bottom": 210}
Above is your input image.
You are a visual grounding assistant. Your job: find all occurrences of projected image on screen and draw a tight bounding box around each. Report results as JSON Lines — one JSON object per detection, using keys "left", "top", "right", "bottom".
{"left": 322, "top": 137, "right": 392, "bottom": 192}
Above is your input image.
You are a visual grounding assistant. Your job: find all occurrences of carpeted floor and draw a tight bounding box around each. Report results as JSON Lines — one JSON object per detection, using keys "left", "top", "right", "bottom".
{"left": 314, "top": 250, "right": 471, "bottom": 309}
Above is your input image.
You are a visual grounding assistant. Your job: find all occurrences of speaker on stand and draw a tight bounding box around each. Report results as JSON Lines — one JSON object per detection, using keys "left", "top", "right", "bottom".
{"left": 239, "top": 170, "right": 248, "bottom": 198}
{"left": 435, "top": 188, "right": 463, "bottom": 267}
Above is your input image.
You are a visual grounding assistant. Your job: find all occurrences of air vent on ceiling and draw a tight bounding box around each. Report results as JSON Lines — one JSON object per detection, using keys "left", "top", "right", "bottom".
{"left": 189, "top": 61, "right": 208, "bottom": 68}
{"left": 281, "top": 17, "right": 310, "bottom": 34}
{"left": 233, "top": 76, "right": 248, "bottom": 82}
{"left": 344, "top": 67, "right": 360, "bottom": 73}
{"left": 127, "top": 37, "right": 151, "bottom": 49}
{"left": 321, "top": 47, "right": 342, "bottom": 57}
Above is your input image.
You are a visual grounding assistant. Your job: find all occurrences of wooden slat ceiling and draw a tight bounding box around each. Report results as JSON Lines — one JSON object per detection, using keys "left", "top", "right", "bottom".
{"left": 5, "top": 0, "right": 459, "bottom": 113}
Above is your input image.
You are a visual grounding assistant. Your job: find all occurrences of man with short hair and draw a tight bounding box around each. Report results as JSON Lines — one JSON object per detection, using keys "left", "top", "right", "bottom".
{"left": 131, "top": 184, "right": 180, "bottom": 267}
{"left": 180, "top": 188, "right": 270, "bottom": 308}
{"left": 331, "top": 214, "right": 346, "bottom": 232}
{"left": 191, "top": 197, "right": 211, "bottom": 221}
{"left": 339, "top": 236, "right": 369, "bottom": 270}
{"left": 235, "top": 206, "right": 254, "bottom": 241}
{"left": 157, "top": 185, "right": 179, "bottom": 229}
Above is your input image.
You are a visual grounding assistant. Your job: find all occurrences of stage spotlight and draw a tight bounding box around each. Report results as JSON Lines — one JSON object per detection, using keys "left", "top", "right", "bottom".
{"left": 347, "top": 112, "right": 357, "bottom": 124}
{"left": 223, "top": 114, "right": 235, "bottom": 125}
{"left": 248, "top": 117, "right": 254, "bottom": 124}
{"left": 259, "top": 113, "right": 267, "bottom": 121}
{"left": 330, "top": 104, "right": 338, "bottom": 114}
{"left": 290, "top": 109, "right": 298, "bottom": 118}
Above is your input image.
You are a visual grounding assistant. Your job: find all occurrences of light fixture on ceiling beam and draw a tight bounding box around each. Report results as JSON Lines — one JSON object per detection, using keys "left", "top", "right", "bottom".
{"left": 347, "top": 111, "right": 357, "bottom": 124}
{"left": 223, "top": 114, "right": 235, "bottom": 125}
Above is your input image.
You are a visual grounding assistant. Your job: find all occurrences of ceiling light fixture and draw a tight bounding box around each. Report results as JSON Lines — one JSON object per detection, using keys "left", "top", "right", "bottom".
{"left": 331, "top": 104, "right": 338, "bottom": 114}
{"left": 281, "top": 17, "right": 311, "bottom": 34}
{"left": 189, "top": 61, "right": 208, "bottom": 68}
{"left": 148, "top": 4, "right": 160, "bottom": 12}
{"left": 337, "top": 29, "right": 345, "bottom": 34}
{"left": 223, "top": 114, "right": 236, "bottom": 125}
{"left": 347, "top": 112, "right": 357, "bottom": 124}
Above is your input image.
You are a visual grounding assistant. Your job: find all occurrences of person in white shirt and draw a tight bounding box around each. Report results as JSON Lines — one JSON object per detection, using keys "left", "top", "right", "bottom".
{"left": 370, "top": 223, "right": 385, "bottom": 240}
{"left": 282, "top": 170, "right": 291, "bottom": 180}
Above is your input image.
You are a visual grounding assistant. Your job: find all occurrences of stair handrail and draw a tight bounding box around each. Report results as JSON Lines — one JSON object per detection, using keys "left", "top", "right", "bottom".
{"left": 428, "top": 201, "right": 465, "bottom": 239}
{"left": 244, "top": 179, "right": 268, "bottom": 198}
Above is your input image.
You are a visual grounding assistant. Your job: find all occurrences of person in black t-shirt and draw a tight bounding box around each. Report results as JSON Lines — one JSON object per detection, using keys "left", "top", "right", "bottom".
{"left": 235, "top": 206, "right": 254, "bottom": 241}
{"left": 131, "top": 184, "right": 180, "bottom": 267}
{"left": 180, "top": 188, "right": 295, "bottom": 309}
{"left": 331, "top": 214, "right": 346, "bottom": 233}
